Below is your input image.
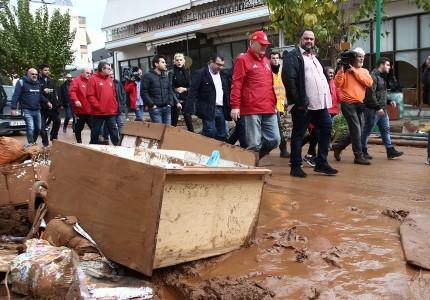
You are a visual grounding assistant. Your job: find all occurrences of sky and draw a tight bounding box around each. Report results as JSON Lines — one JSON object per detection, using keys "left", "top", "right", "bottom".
{"left": 9, "top": 0, "right": 108, "bottom": 55}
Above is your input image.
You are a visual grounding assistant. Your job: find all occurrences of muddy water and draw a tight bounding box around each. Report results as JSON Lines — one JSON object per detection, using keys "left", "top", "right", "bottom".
{"left": 158, "top": 144, "right": 430, "bottom": 299}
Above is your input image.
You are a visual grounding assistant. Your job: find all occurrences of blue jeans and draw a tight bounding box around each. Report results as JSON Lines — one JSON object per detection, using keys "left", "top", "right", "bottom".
{"left": 201, "top": 107, "right": 227, "bottom": 141}
{"left": 91, "top": 115, "right": 119, "bottom": 145}
{"left": 104, "top": 114, "right": 124, "bottom": 139}
{"left": 63, "top": 106, "right": 75, "bottom": 131}
{"left": 362, "top": 107, "right": 393, "bottom": 149}
{"left": 135, "top": 105, "right": 144, "bottom": 121}
{"left": 290, "top": 107, "right": 332, "bottom": 167}
{"left": 243, "top": 114, "right": 280, "bottom": 157}
{"left": 22, "top": 109, "right": 41, "bottom": 144}
{"left": 149, "top": 106, "right": 171, "bottom": 125}
{"left": 338, "top": 102, "right": 365, "bottom": 157}
{"left": 427, "top": 132, "right": 430, "bottom": 157}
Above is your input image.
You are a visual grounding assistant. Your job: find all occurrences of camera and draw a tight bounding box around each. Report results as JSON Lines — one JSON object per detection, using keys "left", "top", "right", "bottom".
{"left": 130, "top": 71, "right": 140, "bottom": 81}
{"left": 338, "top": 42, "right": 356, "bottom": 70}
{"left": 123, "top": 66, "right": 140, "bottom": 81}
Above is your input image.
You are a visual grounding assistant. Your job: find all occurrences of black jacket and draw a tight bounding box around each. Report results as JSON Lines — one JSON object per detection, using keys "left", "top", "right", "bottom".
{"left": 38, "top": 75, "right": 59, "bottom": 115}
{"left": 282, "top": 48, "right": 329, "bottom": 108}
{"left": 170, "top": 66, "right": 190, "bottom": 102}
{"left": 59, "top": 81, "right": 72, "bottom": 108}
{"left": 113, "top": 79, "right": 126, "bottom": 114}
{"left": 365, "top": 69, "right": 390, "bottom": 110}
{"left": 185, "top": 66, "right": 231, "bottom": 121}
{"left": 422, "top": 67, "right": 430, "bottom": 105}
{"left": 140, "top": 70, "right": 174, "bottom": 108}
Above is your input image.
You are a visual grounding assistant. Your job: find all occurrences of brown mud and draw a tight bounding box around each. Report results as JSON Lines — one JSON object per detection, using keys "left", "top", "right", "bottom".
{"left": 2, "top": 130, "right": 430, "bottom": 299}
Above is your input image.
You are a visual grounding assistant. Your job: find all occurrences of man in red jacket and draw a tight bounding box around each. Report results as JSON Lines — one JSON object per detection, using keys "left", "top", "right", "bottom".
{"left": 87, "top": 62, "right": 119, "bottom": 145}
{"left": 230, "top": 31, "right": 280, "bottom": 160}
{"left": 69, "top": 67, "right": 93, "bottom": 143}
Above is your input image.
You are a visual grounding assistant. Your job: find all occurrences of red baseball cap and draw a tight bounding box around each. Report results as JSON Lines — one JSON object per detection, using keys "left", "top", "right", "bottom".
{"left": 250, "top": 31, "right": 271, "bottom": 45}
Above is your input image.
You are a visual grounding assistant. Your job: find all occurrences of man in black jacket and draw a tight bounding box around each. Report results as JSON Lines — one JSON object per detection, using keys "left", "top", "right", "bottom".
{"left": 185, "top": 53, "right": 231, "bottom": 141}
{"left": 422, "top": 55, "right": 430, "bottom": 165}
{"left": 38, "top": 64, "right": 60, "bottom": 146}
{"left": 282, "top": 29, "right": 337, "bottom": 178}
{"left": 59, "top": 74, "right": 75, "bottom": 133}
{"left": 140, "top": 55, "right": 174, "bottom": 125}
{"left": 362, "top": 57, "right": 403, "bottom": 160}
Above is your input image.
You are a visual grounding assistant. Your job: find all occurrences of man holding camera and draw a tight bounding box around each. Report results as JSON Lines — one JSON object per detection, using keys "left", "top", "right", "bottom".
{"left": 332, "top": 47, "right": 373, "bottom": 165}
{"left": 282, "top": 28, "right": 337, "bottom": 178}
{"left": 125, "top": 67, "right": 144, "bottom": 121}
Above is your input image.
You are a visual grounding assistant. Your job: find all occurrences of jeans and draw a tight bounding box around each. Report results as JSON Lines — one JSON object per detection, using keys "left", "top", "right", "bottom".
{"left": 41, "top": 112, "right": 60, "bottom": 146}
{"left": 201, "top": 107, "right": 227, "bottom": 141}
{"left": 149, "top": 105, "right": 171, "bottom": 125}
{"left": 290, "top": 107, "right": 332, "bottom": 167}
{"left": 338, "top": 102, "right": 365, "bottom": 157}
{"left": 104, "top": 114, "right": 124, "bottom": 139}
{"left": 91, "top": 115, "right": 119, "bottom": 145}
{"left": 22, "top": 109, "right": 41, "bottom": 144}
{"left": 135, "top": 105, "right": 144, "bottom": 121}
{"left": 227, "top": 117, "right": 248, "bottom": 149}
{"left": 362, "top": 107, "right": 393, "bottom": 149}
{"left": 75, "top": 114, "right": 93, "bottom": 143}
{"left": 427, "top": 131, "right": 430, "bottom": 156}
{"left": 63, "top": 106, "right": 75, "bottom": 132}
{"left": 243, "top": 114, "right": 280, "bottom": 157}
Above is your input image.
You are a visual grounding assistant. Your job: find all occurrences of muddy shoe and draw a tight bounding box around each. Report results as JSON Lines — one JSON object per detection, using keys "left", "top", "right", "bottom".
{"left": 290, "top": 166, "right": 307, "bottom": 178}
{"left": 332, "top": 143, "right": 342, "bottom": 161}
{"left": 362, "top": 148, "right": 373, "bottom": 160}
{"left": 386, "top": 147, "right": 404, "bottom": 159}
{"left": 354, "top": 156, "right": 371, "bottom": 165}
{"left": 314, "top": 162, "right": 338, "bottom": 175}
{"left": 280, "top": 150, "right": 291, "bottom": 158}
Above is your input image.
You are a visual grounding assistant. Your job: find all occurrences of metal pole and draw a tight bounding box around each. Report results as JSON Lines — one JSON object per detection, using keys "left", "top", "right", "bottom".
{"left": 375, "top": 0, "right": 382, "bottom": 62}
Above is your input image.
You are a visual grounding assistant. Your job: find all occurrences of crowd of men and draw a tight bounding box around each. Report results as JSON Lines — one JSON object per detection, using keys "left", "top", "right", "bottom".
{"left": 9, "top": 29, "right": 430, "bottom": 171}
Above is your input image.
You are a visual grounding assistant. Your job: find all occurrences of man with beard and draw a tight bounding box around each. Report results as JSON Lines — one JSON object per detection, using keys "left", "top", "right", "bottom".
{"left": 332, "top": 47, "right": 373, "bottom": 164}
{"left": 141, "top": 55, "right": 174, "bottom": 125}
{"left": 362, "top": 57, "right": 403, "bottom": 160}
{"left": 282, "top": 28, "right": 338, "bottom": 178}
{"left": 230, "top": 31, "right": 280, "bottom": 160}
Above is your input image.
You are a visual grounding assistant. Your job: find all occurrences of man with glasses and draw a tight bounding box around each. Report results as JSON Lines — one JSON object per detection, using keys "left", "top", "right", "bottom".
{"left": 185, "top": 53, "right": 230, "bottom": 141}
{"left": 11, "top": 68, "right": 52, "bottom": 146}
{"left": 69, "top": 68, "right": 93, "bottom": 143}
{"left": 230, "top": 31, "right": 280, "bottom": 160}
{"left": 59, "top": 74, "right": 75, "bottom": 133}
{"left": 87, "top": 62, "right": 119, "bottom": 145}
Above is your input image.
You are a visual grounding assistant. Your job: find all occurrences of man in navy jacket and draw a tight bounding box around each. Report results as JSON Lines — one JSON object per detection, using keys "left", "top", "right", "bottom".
{"left": 11, "top": 68, "right": 52, "bottom": 145}
{"left": 185, "top": 53, "right": 231, "bottom": 141}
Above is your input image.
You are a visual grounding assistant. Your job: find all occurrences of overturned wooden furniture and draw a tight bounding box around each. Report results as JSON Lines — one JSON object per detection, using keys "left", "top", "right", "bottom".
{"left": 45, "top": 141, "right": 270, "bottom": 276}
{"left": 120, "top": 121, "right": 258, "bottom": 166}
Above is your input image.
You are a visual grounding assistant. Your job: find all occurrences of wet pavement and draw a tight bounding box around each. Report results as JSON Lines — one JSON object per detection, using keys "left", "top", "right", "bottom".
{"left": 9, "top": 126, "right": 430, "bottom": 299}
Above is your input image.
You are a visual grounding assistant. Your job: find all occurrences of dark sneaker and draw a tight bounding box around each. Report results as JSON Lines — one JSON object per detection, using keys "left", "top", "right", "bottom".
{"left": 314, "top": 162, "right": 338, "bottom": 175}
{"left": 303, "top": 154, "right": 316, "bottom": 167}
{"left": 354, "top": 156, "right": 371, "bottom": 165}
{"left": 386, "top": 147, "right": 404, "bottom": 159}
{"left": 362, "top": 148, "right": 373, "bottom": 160}
{"left": 332, "top": 143, "right": 342, "bottom": 161}
{"left": 290, "top": 167, "right": 307, "bottom": 178}
{"left": 63, "top": 127, "right": 67, "bottom": 133}
{"left": 280, "top": 151, "right": 291, "bottom": 158}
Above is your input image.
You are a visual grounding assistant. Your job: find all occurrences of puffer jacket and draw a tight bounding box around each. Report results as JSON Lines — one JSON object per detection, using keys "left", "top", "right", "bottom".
{"left": 365, "top": 69, "right": 390, "bottom": 110}
{"left": 11, "top": 76, "right": 48, "bottom": 110}
{"left": 140, "top": 70, "right": 174, "bottom": 108}
{"left": 422, "top": 67, "right": 430, "bottom": 105}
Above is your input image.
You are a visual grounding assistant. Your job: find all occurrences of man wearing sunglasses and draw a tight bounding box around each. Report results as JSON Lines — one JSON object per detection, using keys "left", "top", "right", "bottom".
{"left": 11, "top": 68, "right": 52, "bottom": 146}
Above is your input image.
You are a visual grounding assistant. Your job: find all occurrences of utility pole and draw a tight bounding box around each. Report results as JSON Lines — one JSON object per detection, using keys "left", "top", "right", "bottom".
{"left": 375, "top": 0, "right": 382, "bottom": 63}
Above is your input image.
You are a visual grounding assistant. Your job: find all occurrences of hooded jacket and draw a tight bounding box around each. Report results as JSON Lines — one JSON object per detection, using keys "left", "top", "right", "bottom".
{"left": 86, "top": 71, "right": 118, "bottom": 116}
{"left": 11, "top": 76, "right": 48, "bottom": 110}
{"left": 69, "top": 74, "right": 91, "bottom": 114}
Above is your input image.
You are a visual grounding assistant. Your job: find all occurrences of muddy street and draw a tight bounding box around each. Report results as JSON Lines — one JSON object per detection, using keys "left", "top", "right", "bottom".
{"left": 5, "top": 128, "right": 430, "bottom": 299}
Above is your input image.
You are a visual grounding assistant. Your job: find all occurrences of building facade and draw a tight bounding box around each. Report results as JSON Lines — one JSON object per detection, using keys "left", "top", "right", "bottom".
{"left": 102, "top": 0, "right": 429, "bottom": 106}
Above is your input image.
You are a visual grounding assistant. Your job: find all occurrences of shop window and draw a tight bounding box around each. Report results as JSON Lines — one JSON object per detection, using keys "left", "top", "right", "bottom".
{"left": 420, "top": 14, "right": 430, "bottom": 48}
{"left": 373, "top": 19, "right": 393, "bottom": 52}
{"left": 396, "top": 16, "right": 417, "bottom": 50}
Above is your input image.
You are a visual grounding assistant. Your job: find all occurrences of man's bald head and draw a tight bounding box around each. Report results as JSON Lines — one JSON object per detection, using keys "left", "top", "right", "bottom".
{"left": 27, "top": 68, "right": 38, "bottom": 81}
